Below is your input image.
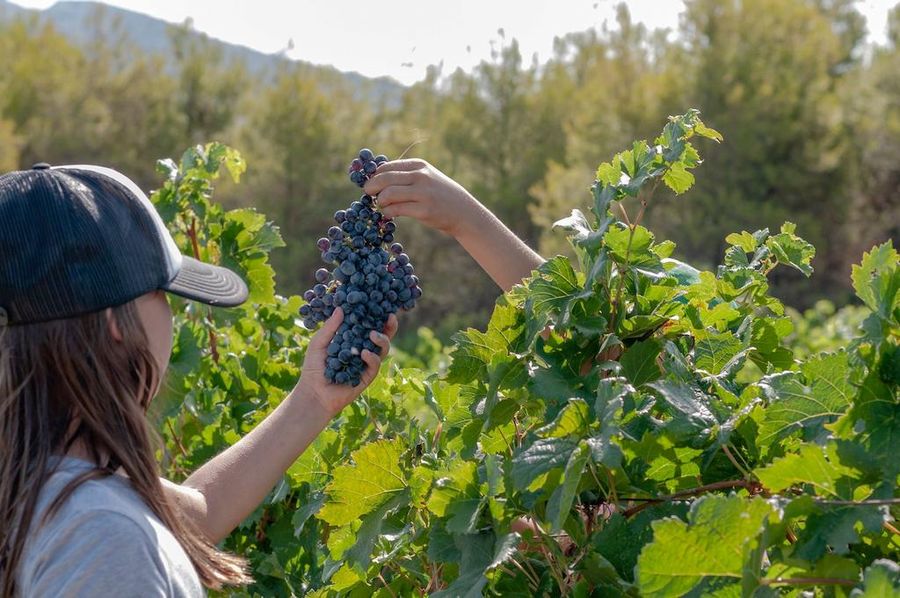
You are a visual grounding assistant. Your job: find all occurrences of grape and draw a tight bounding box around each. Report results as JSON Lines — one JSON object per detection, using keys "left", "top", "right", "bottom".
{"left": 300, "top": 147, "right": 422, "bottom": 385}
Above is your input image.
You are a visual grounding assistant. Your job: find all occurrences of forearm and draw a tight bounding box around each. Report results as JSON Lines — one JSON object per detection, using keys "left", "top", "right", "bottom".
{"left": 454, "top": 199, "right": 545, "bottom": 292}
{"left": 177, "top": 386, "right": 332, "bottom": 543}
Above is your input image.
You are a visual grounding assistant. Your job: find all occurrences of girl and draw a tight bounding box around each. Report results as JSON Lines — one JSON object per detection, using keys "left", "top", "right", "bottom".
{"left": 0, "top": 163, "right": 396, "bottom": 596}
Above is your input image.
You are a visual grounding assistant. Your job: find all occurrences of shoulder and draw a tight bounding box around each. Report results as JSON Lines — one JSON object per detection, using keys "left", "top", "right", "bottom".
{"left": 20, "top": 508, "right": 174, "bottom": 596}
{"left": 19, "top": 467, "right": 204, "bottom": 597}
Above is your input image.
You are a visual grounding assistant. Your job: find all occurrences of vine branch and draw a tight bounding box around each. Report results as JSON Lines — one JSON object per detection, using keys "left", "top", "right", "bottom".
{"left": 621, "top": 479, "right": 754, "bottom": 518}
{"left": 760, "top": 577, "right": 856, "bottom": 587}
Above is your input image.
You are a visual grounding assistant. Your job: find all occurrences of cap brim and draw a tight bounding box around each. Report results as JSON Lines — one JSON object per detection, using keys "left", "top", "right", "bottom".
{"left": 161, "top": 256, "right": 249, "bottom": 307}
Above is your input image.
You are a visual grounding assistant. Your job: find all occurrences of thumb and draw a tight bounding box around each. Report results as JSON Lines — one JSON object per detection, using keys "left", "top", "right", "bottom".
{"left": 309, "top": 307, "right": 343, "bottom": 352}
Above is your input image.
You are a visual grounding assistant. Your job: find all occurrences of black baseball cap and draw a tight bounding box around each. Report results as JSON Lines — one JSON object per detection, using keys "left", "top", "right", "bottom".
{"left": 0, "top": 163, "right": 248, "bottom": 326}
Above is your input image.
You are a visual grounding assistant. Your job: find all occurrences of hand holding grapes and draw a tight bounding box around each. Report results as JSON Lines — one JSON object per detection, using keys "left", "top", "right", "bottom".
{"left": 296, "top": 308, "right": 398, "bottom": 418}
{"left": 365, "top": 158, "right": 546, "bottom": 292}
{"left": 363, "top": 159, "right": 478, "bottom": 237}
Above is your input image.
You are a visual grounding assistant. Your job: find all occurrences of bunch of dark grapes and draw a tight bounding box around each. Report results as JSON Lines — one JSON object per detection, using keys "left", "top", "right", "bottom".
{"left": 299, "top": 148, "right": 422, "bottom": 386}
{"left": 348, "top": 147, "right": 388, "bottom": 187}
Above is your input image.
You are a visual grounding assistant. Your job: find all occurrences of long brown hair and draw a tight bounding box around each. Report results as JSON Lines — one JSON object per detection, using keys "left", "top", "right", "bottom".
{"left": 0, "top": 300, "right": 251, "bottom": 595}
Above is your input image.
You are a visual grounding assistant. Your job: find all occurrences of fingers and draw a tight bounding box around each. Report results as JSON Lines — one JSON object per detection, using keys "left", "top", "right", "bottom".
{"left": 383, "top": 314, "right": 399, "bottom": 340}
{"left": 369, "top": 328, "right": 391, "bottom": 355}
{"left": 376, "top": 184, "right": 421, "bottom": 207}
{"left": 381, "top": 201, "right": 430, "bottom": 222}
{"left": 309, "top": 307, "right": 343, "bottom": 351}
{"left": 364, "top": 170, "right": 416, "bottom": 196}
{"left": 357, "top": 349, "right": 383, "bottom": 388}
{"left": 376, "top": 158, "right": 428, "bottom": 173}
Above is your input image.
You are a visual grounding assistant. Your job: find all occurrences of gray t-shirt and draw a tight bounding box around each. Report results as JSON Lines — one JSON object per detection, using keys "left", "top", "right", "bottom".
{"left": 16, "top": 457, "right": 205, "bottom": 597}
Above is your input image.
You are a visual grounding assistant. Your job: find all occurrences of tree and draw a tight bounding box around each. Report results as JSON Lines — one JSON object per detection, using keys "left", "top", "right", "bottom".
{"left": 169, "top": 19, "right": 247, "bottom": 145}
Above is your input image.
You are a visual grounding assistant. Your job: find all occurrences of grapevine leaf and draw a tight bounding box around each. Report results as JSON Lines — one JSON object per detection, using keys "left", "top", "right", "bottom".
{"left": 693, "top": 333, "right": 745, "bottom": 377}
{"left": 755, "top": 443, "right": 858, "bottom": 498}
{"left": 620, "top": 338, "right": 663, "bottom": 387}
{"left": 765, "top": 222, "right": 815, "bottom": 277}
{"left": 694, "top": 121, "right": 724, "bottom": 142}
{"left": 448, "top": 302, "right": 521, "bottom": 384}
{"left": 662, "top": 161, "right": 694, "bottom": 194}
{"left": 725, "top": 231, "right": 758, "bottom": 254}
{"left": 511, "top": 437, "right": 578, "bottom": 490}
{"left": 636, "top": 495, "right": 779, "bottom": 597}
{"left": 757, "top": 352, "right": 854, "bottom": 448}
{"left": 793, "top": 504, "right": 887, "bottom": 560}
{"left": 851, "top": 241, "right": 900, "bottom": 320}
{"left": 317, "top": 439, "right": 406, "bottom": 527}
{"left": 431, "top": 532, "right": 494, "bottom": 598}
{"left": 546, "top": 441, "right": 590, "bottom": 532}
{"left": 344, "top": 491, "right": 409, "bottom": 572}
{"left": 592, "top": 505, "right": 689, "bottom": 582}
{"left": 647, "top": 380, "right": 719, "bottom": 440}
{"left": 291, "top": 490, "right": 325, "bottom": 537}
{"left": 537, "top": 398, "right": 590, "bottom": 438}
{"left": 428, "top": 524, "right": 462, "bottom": 564}
{"left": 852, "top": 559, "right": 900, "bottom": 597}
{"left": 488, "top": 532, "right": 520, "bottom": 570}
{"left": 529, "top": 256, "right": 583, "bottom": 326}
{"left": 552, "top": 208, "right": 593, "bottom": 241}
{"left": 427, "top": 460, "right": 485, "bottom": 535}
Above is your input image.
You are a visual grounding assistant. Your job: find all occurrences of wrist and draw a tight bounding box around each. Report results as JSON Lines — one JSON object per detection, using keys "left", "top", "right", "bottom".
{"left": 286, "top": 381, "right": 337, "bottom": 423}
{"left": 446, "top": 191, "right": 482, "bottom": 238}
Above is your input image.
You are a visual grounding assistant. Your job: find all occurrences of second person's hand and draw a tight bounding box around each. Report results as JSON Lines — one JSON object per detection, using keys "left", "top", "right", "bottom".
{"left": 363, "top": 159, "right": 477, "bottom": 238}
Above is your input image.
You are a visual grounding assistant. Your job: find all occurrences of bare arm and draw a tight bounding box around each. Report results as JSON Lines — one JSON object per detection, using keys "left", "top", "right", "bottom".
{"left": 365, "top": 159, "right": 544, "bottom": 293}
{"left": 165, "top": 310, "right": 397, "bottom": 543}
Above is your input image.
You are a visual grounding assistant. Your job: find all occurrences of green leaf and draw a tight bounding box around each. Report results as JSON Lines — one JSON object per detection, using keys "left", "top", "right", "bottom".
{"left": 552, "top": 208, "right": 594, "bottom": 242}
{"left": 852, "top": 560, "right": 900, "bottom": 597}
{"left": 662, "top": 161, "right": 694, "bottom": 194}
{"left": 755, "top": 443, "right": 858, "bottom": 498}
{"left": 538, "top": 398, "right": 590, "bottom": 438}
{"left": 431, "top": 532, "right": 495, "bottom": 598}
{"left": 725, "top": 231, "right": 758, "bottom": 253}
{"left": 447, "top": 301, "right": 522, "bottom": 384}
{"left": 647, "top": 380, "right": 719, "bottom": 439}
{"left": 851, "top": 241, "right": 900, "bottom": 320}
{"left": 317, "top": 439, "right": 406, "bottom": 527}
{"left": 636, "top": 495, "right": 778, "bottom": 597}
{"left": 765, "top": 222, "right": 815, "bottom": 277}
{"left": 693, "top": 121, "right": 724, "bottom": 142}
{"left": 344, "top": 491, "right": 409, "bottom": 572}
{"left": 529, "top": 256, "right": 583, "bottom": 326}
{"left": 693, "top": 333, "right": 746, "bottom": 377}
{"left": 793, "top": 504, "right": 887, "bottom": 560}
{"left": 546, "top": 441, "right": 590, "bottom": 532}
{"left": 620, "top": 338, "right": 663, "bottom": 387}
{"left": 511, "top": 437, "right": 578, "bottom": 491}
{"left": 593, "top": 505, "right": 689, "bottom": 582}
{"left": 758, "top": 352, "right": 854, "bottom": 447}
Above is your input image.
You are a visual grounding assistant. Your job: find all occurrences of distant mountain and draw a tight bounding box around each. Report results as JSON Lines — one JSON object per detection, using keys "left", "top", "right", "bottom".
{"left": 0, "top": 0, "right": 407, "bottom": 103}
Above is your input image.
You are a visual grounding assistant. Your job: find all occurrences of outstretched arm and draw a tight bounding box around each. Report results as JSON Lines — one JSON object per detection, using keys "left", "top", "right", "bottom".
{"left": 165, "top": 310, "right": 397, "bottom": 543}
{"left": 365, "top": 160, "right": 545, "bottom": 292}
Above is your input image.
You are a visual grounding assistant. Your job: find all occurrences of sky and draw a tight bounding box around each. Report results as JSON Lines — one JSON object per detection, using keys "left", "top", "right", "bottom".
{"left": 10, "top": 0, "right": 898, "bottom": 85}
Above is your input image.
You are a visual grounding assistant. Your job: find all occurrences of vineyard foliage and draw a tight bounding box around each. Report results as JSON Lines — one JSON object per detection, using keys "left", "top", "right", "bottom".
{"left": 153, "top": 111, "right": 900, "bottom": 597}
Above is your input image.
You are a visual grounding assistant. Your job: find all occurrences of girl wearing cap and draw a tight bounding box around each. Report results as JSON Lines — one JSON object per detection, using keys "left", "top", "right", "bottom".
{"left": 0, "top": 164, "right": 397, "bottom": 596}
